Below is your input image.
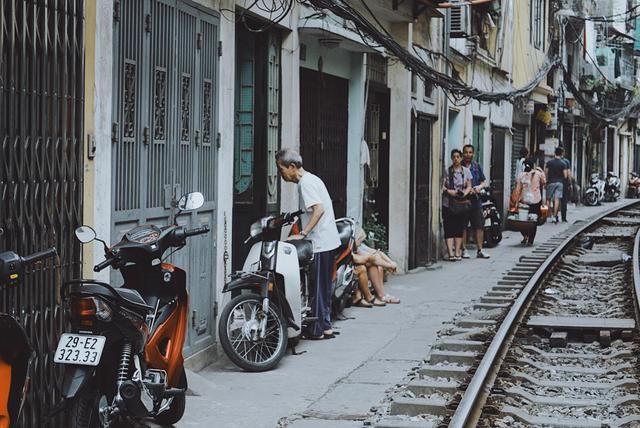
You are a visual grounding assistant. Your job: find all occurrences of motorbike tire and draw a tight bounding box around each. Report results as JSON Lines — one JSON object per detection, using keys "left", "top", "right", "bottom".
{"left": 584, "top": 192, "right": 597, "bottom": 206}
{"left": 66, "top": 378, "right": 108, "bottom": 428}
{"left": 153, "top": 368, "right": 187, "bottom": 425}
{"left": 218, "top": 293, "right": 288, "bottom": 372}
{"left": 484, "top": 224, "right": 502, "bottom": 248}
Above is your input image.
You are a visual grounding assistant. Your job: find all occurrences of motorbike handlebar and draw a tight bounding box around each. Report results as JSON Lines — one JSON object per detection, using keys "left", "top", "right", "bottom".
{"left": 93, "top": 257, "right": 115, "bottom": 273}
{"left": 171, "top": 225, "right": 210, "bottom": 243}
{"left": 22, "top": 247, "right": 57, "bottom": 264}
{"left": 285, "top": 210, "right": 303, "bottom": 223}
{"left": 183, "top": 226, "right": 210, "bottom": 237}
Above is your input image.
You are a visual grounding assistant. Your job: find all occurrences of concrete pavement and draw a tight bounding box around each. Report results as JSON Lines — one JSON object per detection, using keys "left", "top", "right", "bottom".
{"left": 175, "top": 201, "right": 629, "bottom": 428}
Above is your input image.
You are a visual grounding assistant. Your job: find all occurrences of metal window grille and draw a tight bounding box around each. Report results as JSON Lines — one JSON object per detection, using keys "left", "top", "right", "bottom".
{"left": 367, "top": 54, "right": 387, "bottom": 85}
{"left": 0, "top": 1, "right": 84, "bottom": 426}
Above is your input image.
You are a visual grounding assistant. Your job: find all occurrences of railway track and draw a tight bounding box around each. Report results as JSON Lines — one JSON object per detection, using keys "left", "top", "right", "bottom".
{"left": 374, "top": 201, "right": 640, "bottom": 428}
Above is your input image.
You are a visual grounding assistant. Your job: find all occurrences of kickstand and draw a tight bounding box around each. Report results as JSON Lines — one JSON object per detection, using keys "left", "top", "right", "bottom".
{"left": 290, "top": 345, "right": 307, "bottom": 356}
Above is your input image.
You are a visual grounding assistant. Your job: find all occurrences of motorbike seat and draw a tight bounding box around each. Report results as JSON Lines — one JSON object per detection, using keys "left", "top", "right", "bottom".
{"left": 115, "top": 288, "right": 148, "bottom": 307}
{"left": 335, "top": 219, "right": 353, "bottom": 252}
{"left": 288, "top": 240, "right": 314, "bottom": 267}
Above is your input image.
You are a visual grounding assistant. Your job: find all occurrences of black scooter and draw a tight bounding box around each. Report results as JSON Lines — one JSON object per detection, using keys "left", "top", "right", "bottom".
{"left": 478, "top": 187, "right": 502, "bottom": 248}
{"left": 0, "top": 247, "right": 57, "bottom": 428}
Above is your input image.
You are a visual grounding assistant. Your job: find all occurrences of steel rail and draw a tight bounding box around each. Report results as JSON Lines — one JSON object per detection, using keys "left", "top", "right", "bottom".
{"left": 632, "top": 214, "right": 640, "bottom": 334}
{"left": 449, "top": 200, "right": 640, "bottom": 428}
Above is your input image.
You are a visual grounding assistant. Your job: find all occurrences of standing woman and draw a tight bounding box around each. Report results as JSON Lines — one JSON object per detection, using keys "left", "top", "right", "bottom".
{"left": 442, "top": 149, "right": 473, "bottom": 261}
{"left": 516, "top": 158, "right": 546, "bottom": 245}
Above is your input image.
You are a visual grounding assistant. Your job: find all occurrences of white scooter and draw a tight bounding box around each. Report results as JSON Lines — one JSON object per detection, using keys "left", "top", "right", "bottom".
{"left": 218, "top": 210, "right": 310, "bottom": 372}
{"left": 584, "top": 173, "right": 605, "bottom": 206}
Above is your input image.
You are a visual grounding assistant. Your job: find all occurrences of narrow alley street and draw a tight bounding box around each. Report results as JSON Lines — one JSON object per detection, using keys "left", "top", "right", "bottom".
{"left": 175, "top": 201, "right": 626, "bottom": 428}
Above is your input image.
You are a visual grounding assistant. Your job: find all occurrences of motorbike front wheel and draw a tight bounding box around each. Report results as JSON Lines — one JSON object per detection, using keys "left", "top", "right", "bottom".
{"left": 584, "top": 192, "right": 598, "bottom": 206}
{"left": 218, "top": 293, "right": 288, "bottom": 372}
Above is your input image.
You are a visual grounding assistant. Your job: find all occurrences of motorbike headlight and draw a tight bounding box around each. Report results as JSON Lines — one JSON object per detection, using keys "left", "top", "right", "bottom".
{"left": 250, "top": 220, "right": 263, "bottom": 238}
{"left": 93, "top": 297, "right": 113, "bottom": 322}
{"left": 69, "top": 296, "right": 113, "bottom": 325}
{"left": 262, "top": 240, "right": 276, "bottom": 258}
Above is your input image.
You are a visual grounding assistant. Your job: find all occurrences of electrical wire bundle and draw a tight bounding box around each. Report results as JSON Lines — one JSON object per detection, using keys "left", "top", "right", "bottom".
{"left": 562, "top": 66, "right": 640, "bottom": 122}
{"left": 304, "top": 0, "right": 560, "bottom": 104}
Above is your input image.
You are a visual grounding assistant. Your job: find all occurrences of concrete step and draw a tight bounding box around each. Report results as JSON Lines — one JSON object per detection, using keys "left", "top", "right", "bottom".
{"left": 390, "top": 397, "right": 448, "bottom": 416}
{"left": 457, "top": 318, "right": 497, "bottom": 328}
{"left": 435, "top": 338, "right": 484, "bottom": 352}
{"left": 428, "top": 350, "right": 477, "bottom": 365}
{"left": 419, "top": 364, "right": 470, "bottom": 380}
{"left": 472, "top": 302, "right": 510, "bottom": 310}
{"left": 480, "top": 295, "right": 514, "bottom": 304}
{"left": 375, "top": 419, "right": 437, "bottom": 428}
{"left": 493, "top": 285, "right": 523, "bottom": 292}
{"left": 496, "top": 279, "right": 525, "bottom": 286}
{"left": 406, "top": 379, "right": 459, "bottom": 395}
{"left": 485, "top": 290, "right": 517, "bottom": 297}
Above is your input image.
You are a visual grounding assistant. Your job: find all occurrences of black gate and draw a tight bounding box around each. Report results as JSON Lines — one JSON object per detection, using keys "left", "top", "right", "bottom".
{"left": 491, "top": 128, "right": 506, "bottom": 214}
{"left": 1, "top": 1, "right": 84, "bottom": 426}
{"left": 299, "top": 67, "right": 348, "bottom": 217}
{"left": 409, "top": 114, "right": 433, "bottom": 268}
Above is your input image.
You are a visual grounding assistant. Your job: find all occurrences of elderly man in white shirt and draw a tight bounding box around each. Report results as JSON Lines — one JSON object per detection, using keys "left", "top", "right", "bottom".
{"left": 276, "top": 149, "right": 340, "bottom": 340}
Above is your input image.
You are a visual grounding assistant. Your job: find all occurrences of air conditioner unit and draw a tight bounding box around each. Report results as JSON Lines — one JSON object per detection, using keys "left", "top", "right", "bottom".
{"left": 450, "top": 5, "right": 470, "bottom": 38}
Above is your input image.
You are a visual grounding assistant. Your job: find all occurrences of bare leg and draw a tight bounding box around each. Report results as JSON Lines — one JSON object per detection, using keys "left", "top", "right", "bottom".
{"left": 352, "top": 265, "right": 373, "bottom": 306}
{"left": 366, "top": 251, "right": 396, "bottom": 271}
{"left": 462, "top": 228, "right": 468, "bottom": 251}
{"left": 376, "top": 251, "right": 398, "bottom": 272}
{"left": 454, "top": 237, "right": 463, "bottom": 257}
{"left": 475, "top": 227, "right": 484, "bottom": 251}
{"left": 446, "top": 238, "right": 455, "bottom": 258}
{"left": 367, "top": 265, "right": 385, "bottom": 300}
{"left": 553, "top": 197, "right": 560, "bottom": 217}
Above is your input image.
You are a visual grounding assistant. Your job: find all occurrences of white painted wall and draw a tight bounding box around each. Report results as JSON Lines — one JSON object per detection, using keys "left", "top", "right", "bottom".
{"left": 346, "top": 54, "right": 367, "bottom": 224}
{"left": 91, "top": 1, "right": 114, "bottom": 281}
{"left": 388, "top": 22, "right": 412, "bottom": 271}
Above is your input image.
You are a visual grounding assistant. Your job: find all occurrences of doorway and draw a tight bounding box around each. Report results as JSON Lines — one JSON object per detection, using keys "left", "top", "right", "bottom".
{"left": 363, "top": 86, "right": 391, "bottom": 234}
{"left": 299, "top": 67, "right": 349, "bottom": 218}
{"left": 232, "top": 25, "right": 281, "bottom": 271}
{"left": 112, "top": 0, "right": 219, "bottom": 356}
{"left": 409, "top": 115, "right": 434, "bottom": 268}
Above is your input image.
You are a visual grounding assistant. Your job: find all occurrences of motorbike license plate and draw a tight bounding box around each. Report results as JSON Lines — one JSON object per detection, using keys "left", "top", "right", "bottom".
{"left": 53, "top": 333, "right": 106, "bottom": 366}
{"left": 484, "top": 218, "right": 492, "bottom": 227}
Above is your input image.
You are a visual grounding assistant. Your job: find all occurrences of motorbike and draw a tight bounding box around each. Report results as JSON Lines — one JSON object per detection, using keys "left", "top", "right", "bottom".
{"left": 477, "top": 187, "right": 502, "bottom": 248}
{"left": 584, "top": 173, "right": 605, "bottom": 206}
{"left": 331, "top": 218, "right": 357, "bottom": 316}
{"left": 218, "top": 211, "right": 357, "bottom": 372}
{"left": 218, "top": 210, "right": 307, "bottom": 372}
{"left": 628, "top": 172, "right": 640, "bottom": 198}
{"left": 604, "top": 171, "right": 621, "bottom": 202}
{"left": 56, "top": 192, "right": 209, "bottom": 427}
{"left": 0, "top": 247, "right": 57, "bottom": 428}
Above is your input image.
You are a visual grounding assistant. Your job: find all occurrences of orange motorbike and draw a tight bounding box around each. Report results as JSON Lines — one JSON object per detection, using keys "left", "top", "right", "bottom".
{"left": 57, "top": 192, "right": 208, "bottom": 427}
{"left": 0, "top": 247, "right": 57, "bottom": 428}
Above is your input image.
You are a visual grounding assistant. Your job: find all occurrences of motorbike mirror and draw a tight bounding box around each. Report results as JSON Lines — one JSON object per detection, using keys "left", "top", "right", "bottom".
{"left": 75, "top": 225, "right": 97, "bottom": 244}
{"left": 177, "top": 192, "right": 205, "bottom": 211}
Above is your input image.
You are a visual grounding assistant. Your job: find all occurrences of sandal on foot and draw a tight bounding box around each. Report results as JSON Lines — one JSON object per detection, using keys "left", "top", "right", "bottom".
{"left": 353, "top": 297, "right": 373, "bottom": 308}
{"left": 323, "top": 330, "right": 340, "bottom": 337}
{"left": 382, "top": 294, "right": 400, "bottom": 304}
{"left": 370, "top": 297, "right": 387, "bottom": 307}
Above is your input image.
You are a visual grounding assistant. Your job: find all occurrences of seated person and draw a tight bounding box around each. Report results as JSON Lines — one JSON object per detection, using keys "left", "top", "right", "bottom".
{"left": 351, "top": 228, "right": 400, "bottom": 306}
